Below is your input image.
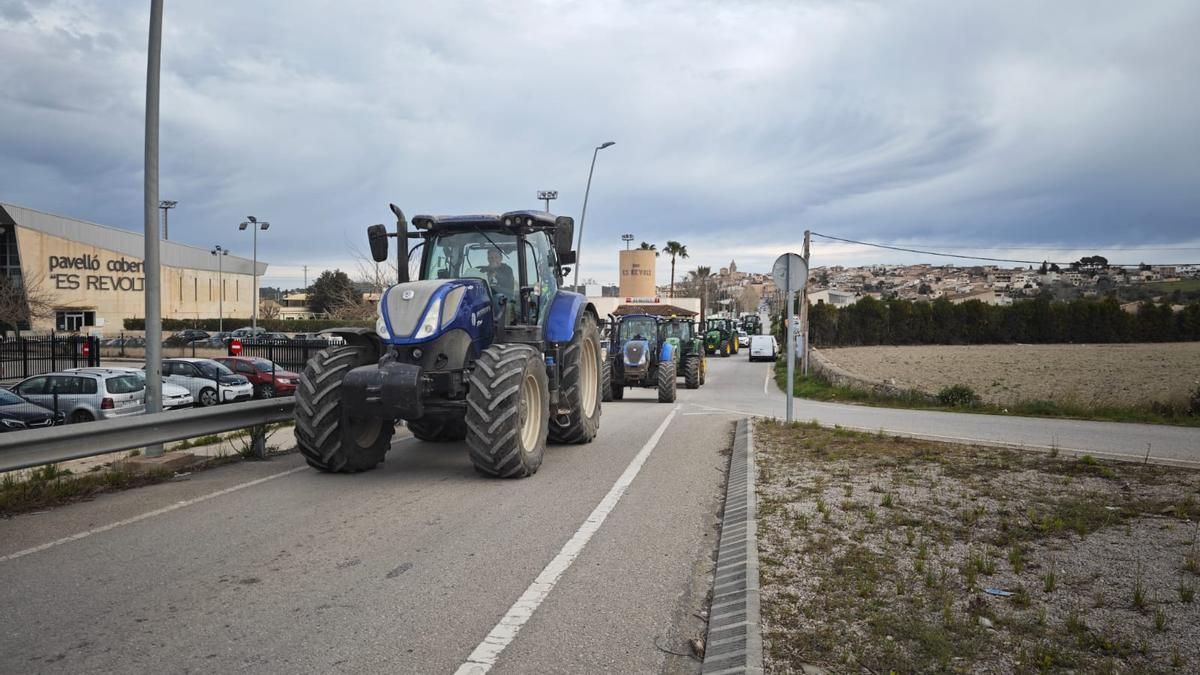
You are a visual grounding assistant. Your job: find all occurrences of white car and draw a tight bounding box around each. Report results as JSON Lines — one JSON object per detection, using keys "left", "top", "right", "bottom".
{"left": 155, "top": 358, "right": 254, "bottom": 407}
{"left": 748, "top": 335, "right": 779, "bottom": 362}
{"left": 738, "top": 330, "right": 750, "bottom": 348}
{"left": 69, "top": 367, "right": 194, "bottom": 410}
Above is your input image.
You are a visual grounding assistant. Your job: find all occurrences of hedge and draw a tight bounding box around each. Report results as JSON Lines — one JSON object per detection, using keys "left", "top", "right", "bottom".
{"left": 123, "top": 318, "right": 374, "bottom": 332}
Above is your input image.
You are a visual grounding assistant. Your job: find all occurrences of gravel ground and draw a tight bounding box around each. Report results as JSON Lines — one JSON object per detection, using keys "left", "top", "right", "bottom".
{"left": 819, "top": 343, "right": 1200, "bottom": 407}
{"left": 755, "top": 418, "right": 1200, "bottom": 673}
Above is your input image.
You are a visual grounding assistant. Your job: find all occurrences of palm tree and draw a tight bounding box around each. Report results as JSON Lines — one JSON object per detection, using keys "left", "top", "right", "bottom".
{"left": 691, "top": 265, "right": 713, "bottom": 320}
{"left": 663, "top": 241, "right": 689, "bottom": 298}
{"left": 638, "top": 242, "right": 659, "bottom": 255}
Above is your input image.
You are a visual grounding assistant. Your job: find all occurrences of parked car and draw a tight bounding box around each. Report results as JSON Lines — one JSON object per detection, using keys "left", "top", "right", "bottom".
{"left": 157, "top": 358, "right": 253, "bottom": 406}
{"left": 213, "top": 356, "right": 300, "bottom": 398}
{"left": 748, "top": 335, "right": 779, "bottom": 362}
{"left": 164, "top": 329, "right": 211, "bottom": 346}
{"left": 242, "top": 331, "right": 291, "bottom": 344}
{"left": 66, "top": 367, "right": 194, "bottom": 410}
{"left": 229, "top": 327, "right": 267, "bottom": 340}
{"left": 0, "top": 388, "right": 64, "bottom": 431}
{"left": 738, "top": 330, "right": 750, "bottom": 348}
{"left": 9, "top": 370, "right": 146, "bottom": 423}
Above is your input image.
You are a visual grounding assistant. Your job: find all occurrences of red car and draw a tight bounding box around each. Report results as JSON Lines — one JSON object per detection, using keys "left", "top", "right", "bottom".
{"left": 213, "top": 357, "right": 300, "bottom": 399}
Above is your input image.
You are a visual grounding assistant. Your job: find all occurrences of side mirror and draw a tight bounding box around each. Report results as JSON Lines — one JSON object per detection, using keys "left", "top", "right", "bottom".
{"left": 554, "top": 216, "right": 575, "bottom": 261}
{"left": 367, "top": 224, "right": 389, "bottom": 262}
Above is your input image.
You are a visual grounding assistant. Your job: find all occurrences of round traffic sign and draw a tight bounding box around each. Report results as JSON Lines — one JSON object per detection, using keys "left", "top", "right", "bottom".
{"left": 772, "top": 253, "right": 808, "bottom": 294}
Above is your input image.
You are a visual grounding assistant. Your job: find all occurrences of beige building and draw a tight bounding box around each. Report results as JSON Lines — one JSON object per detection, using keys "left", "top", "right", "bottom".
{"left": 618, "top": 249, "right": 658, "bottom": 298}
{"left": 1, "top": 203, "right": 264, "bottom": 333}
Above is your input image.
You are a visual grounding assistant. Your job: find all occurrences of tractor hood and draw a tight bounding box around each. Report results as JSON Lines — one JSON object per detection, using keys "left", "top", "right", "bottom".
{"left": 623, "top": 340, "right": 650, "bottom": 370}
{"left": 377, "top": 278, "right": 490, "bottom": 344}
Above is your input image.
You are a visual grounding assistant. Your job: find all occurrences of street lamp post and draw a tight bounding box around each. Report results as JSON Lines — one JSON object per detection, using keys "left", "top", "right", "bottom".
{"left": 159, "top": 200, "right": 177, "bottom": 240}
{"left": 621, "top": 233, "right": 634, "bottom": 250}
{"left": 211, "top": 245, "right": 229, "bottom": 332}
{"left": 537, "top": 190, "right": 558, "bottom": 213}
{"left": 239, "top": 216, "right": 270, "bottom": 330}
{"left": 573, "top": 140, "right": 615, "bottom": 291}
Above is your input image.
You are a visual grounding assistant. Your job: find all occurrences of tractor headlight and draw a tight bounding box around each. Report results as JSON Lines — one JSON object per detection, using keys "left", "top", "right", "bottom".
{"left": 414, "top": 297, "right": 443, "bottom": 339}
{"left": 375, "top": 299, "right": 391, "bottom": 339}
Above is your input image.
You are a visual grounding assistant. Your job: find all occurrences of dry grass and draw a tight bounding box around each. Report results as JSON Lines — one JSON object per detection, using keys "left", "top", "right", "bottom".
{"left": 756, "top": 419, "right": 1200, "bottom": 673}
{"left": 821, "top": 343, "right": 1200, "bottom": 408}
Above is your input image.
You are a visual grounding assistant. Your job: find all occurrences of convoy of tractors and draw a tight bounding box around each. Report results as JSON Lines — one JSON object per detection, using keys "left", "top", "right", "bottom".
{"left": 292, "top": 203, "right": 764, "bottom": 479}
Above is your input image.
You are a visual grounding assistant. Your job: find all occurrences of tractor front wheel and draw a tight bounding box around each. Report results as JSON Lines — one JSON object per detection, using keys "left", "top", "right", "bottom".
{"left": 466, "top": 344, "right": 549, "bottom": 478}
{"left": 296, "top": 346, "right": 395, "bottom": 473}
{"left": 683, "top": 355, "right": 701, "bottom": 389}
{"left": 600, "top": 359, "right": 613, "bottom": 402}
{"left": 657, "top": 360, "right": 677, "bottom": 403}
{"left": 549, "top": 312, "right": 602, "bottom": 444}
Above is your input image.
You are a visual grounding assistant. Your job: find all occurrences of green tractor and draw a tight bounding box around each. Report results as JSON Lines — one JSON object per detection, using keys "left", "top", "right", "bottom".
{"left": 703, "top": 318, "right": 738, "bottom": 357}
{"left": 740, "top": 314, "right": 762, "bottom": 336}
{"left": 661, "top": 317, "right": 705, "bottom": 389}
{"left": 600, "top": 313, "right": 678, "bottom": 403}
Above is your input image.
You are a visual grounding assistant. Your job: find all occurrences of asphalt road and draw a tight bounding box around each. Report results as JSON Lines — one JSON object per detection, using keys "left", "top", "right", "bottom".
{"left": 2, "top": 355, "right": 1198, "bottom": 674}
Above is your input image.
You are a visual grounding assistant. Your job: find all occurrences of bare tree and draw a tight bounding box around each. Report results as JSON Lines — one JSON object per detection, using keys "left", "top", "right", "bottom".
{"left": 259, "top": 299, "right": 281, "bottom": 320}
{"left": 0, "top": 273, "right": 55, "bottom": 335}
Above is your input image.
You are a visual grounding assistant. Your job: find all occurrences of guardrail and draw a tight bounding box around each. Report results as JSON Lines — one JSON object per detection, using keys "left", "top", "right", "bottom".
{"left": 0, "top": 397, "right": 295, "bottom": 473}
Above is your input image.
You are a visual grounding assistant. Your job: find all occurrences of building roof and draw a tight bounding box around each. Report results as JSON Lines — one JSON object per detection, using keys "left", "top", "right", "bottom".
{"left": 1, "top": 202, "right": 266, "bottom": 276}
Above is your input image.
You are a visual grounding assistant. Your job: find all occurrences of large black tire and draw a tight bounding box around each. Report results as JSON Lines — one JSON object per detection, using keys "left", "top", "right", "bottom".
{"left": 657, "top": 360, "right": 677, "bottom": 403}
{"left": 721, "top": 341, "right": 730, "bottom": 358}
{"left": 612, "top": 378, "right": 624, "bottom": 400}
{"left": 295, "top": 346, "right": 395, "bottom": 473}
{"left": 600, "top": 358, "right": 613, "bottom": 403}
{"left": 406, "top": 416, "right": 468, "bottom": 442}
{"left": 700, "top": 357, "right": 707, "bottom": 385}
{"left": 465, "top": 344, "right": 549, "bottom": 478}
{"left": 549, "top": 312, "right": 602, "bottom": 444}
{"left": 683, "top": 355, "right": 701, "bottom": 389}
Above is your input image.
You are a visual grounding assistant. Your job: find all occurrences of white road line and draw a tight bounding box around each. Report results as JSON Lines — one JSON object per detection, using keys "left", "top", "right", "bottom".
{"left": 763, "top": 369, "right": 770, "bottom": 395}
{"left": 454, "top": 406, "right": 681, "bottom": 675}
{"left": 0, "top": 465, "right": 309, "bottom": 564}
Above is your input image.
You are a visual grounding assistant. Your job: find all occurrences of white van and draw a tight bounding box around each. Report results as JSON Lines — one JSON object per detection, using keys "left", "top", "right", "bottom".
{"left": 748, "top": 335, "right": 778, "bottom": 362}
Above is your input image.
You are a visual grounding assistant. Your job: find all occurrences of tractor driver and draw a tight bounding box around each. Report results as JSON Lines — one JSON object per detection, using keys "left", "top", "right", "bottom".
{"left": 481, "top": 247, "right": 516, "bottom": 299}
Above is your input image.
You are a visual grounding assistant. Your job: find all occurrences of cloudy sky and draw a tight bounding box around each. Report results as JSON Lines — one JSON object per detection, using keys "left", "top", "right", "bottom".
{"left": 2, "top": 0, "right": 1198, "bottom": 288}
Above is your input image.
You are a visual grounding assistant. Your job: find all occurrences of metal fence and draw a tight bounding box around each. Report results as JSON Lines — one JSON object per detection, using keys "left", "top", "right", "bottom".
{"left": 0, "top": 334, "right": 101, "bottom": 381}
{"left": 231, "top": 339, "right": 333, "bottom": 372}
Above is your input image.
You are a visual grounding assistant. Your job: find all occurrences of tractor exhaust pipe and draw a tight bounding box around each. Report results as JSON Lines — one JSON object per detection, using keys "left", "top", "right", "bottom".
{"left": 390, "top": 203, "right": 409, "bottom": 284}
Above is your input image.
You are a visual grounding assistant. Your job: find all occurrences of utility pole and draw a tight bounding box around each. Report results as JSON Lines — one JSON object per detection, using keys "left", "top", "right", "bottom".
{"left": 211, "top": 246, "right": 228, "bottom": 332}
{"left": 573, "top": 140, "right": 615, "bottom": 290}
{"left": 158, "top": 200, "right": 177, "bottom": 240}
{"left": 143, "top": 0, "right": 165, "bottom": 458}
{"left": 621, "top": 233, "right": 634, "bottom": 250}
{"left": 800, "top": 230, "right": 811, "bottom": 375}
{"left": 239, "top": 216, "right": 270, "bottom": 330}
{"left": 303, "top": 265, "right": 309, "bottom": 289}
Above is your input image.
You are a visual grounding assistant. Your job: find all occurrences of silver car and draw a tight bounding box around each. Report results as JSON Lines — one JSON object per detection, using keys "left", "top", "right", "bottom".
{"left": 159, "top": 358, "right": 254, "bottom": 406}
{"left": 67, "top": 367, "right": 194, "bottom": 410}
{"left": 9, "top": 371, "right": 146, "bottom": 423}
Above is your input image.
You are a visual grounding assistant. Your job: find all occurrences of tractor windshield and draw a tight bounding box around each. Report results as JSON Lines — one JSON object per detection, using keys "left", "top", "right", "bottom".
{"left": 618, "top": 317, "right": 658, "bottom": 343}
{"left": 662, "top": 321, "right": 692, "bottom": 341}
{"left": 424, "top": 231, "right": 519, "bottom": 300}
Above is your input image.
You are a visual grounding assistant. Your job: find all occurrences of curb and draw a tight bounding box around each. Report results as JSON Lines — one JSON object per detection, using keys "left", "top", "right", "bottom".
{"left": 702, "top": 417, "right": 763, "bottom": 674}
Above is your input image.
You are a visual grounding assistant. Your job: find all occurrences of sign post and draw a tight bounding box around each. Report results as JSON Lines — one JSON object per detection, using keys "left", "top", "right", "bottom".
{"left": 772, "top": 253, "right": 808, "bottom": 424}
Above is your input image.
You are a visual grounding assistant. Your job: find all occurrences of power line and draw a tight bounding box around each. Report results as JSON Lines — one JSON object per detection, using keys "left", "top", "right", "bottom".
{"left": 809, "top": 232, "right": 1200, "bottom": 268}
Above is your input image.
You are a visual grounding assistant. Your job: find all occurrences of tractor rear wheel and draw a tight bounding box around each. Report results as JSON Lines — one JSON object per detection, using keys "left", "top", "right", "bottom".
{"left": 657, "top": 360, "right": 677, "bottom": 403}
{"left": 296, "top": 346, "right": 394, "bottom": 473}
{"left": 407, "top": 417, "right": 467, "bottom": 442}
{"left": 466, "top": 344, "right": 549, "bottom": 478}
{"left": 549, "top": 312, "right": 602, "bottom": 444}
{"left": 721, "top": 341, "right": 730, "bottom": 357}
{"left": 683, "top": 355, "right": 701, "bottom": 389}
{"left": 600, "top": 358, "right": 613, "bottom": 402}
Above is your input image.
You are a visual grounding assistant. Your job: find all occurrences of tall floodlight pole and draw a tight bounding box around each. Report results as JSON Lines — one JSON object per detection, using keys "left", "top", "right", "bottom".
{"left": 621, "top": 233, "right": 634, "bottom": 250}
{"left": 211, "top": 246, "right": 228, "bottom": 332}
{"left": 143, "top": 0, "right": 165, "bottom": 457}
{"left": 573, "top": 141, "right": 615, "bottom": 291}
{"left": 159, "top": 200, "right": 177, "bottom": 239}
{"left": 239, "top": 216, "right": 270, "bottom": 330}
{"left": 537, "top": 190, "right": 558, "bottom": 213}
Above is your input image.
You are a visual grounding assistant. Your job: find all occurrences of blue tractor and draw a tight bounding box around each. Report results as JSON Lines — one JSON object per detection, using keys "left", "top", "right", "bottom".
{"left": 294, "top": 204, "right": 603, "bottom": 477}
{"left": 599, "top": 313, "right": 678, "bottom": 403}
